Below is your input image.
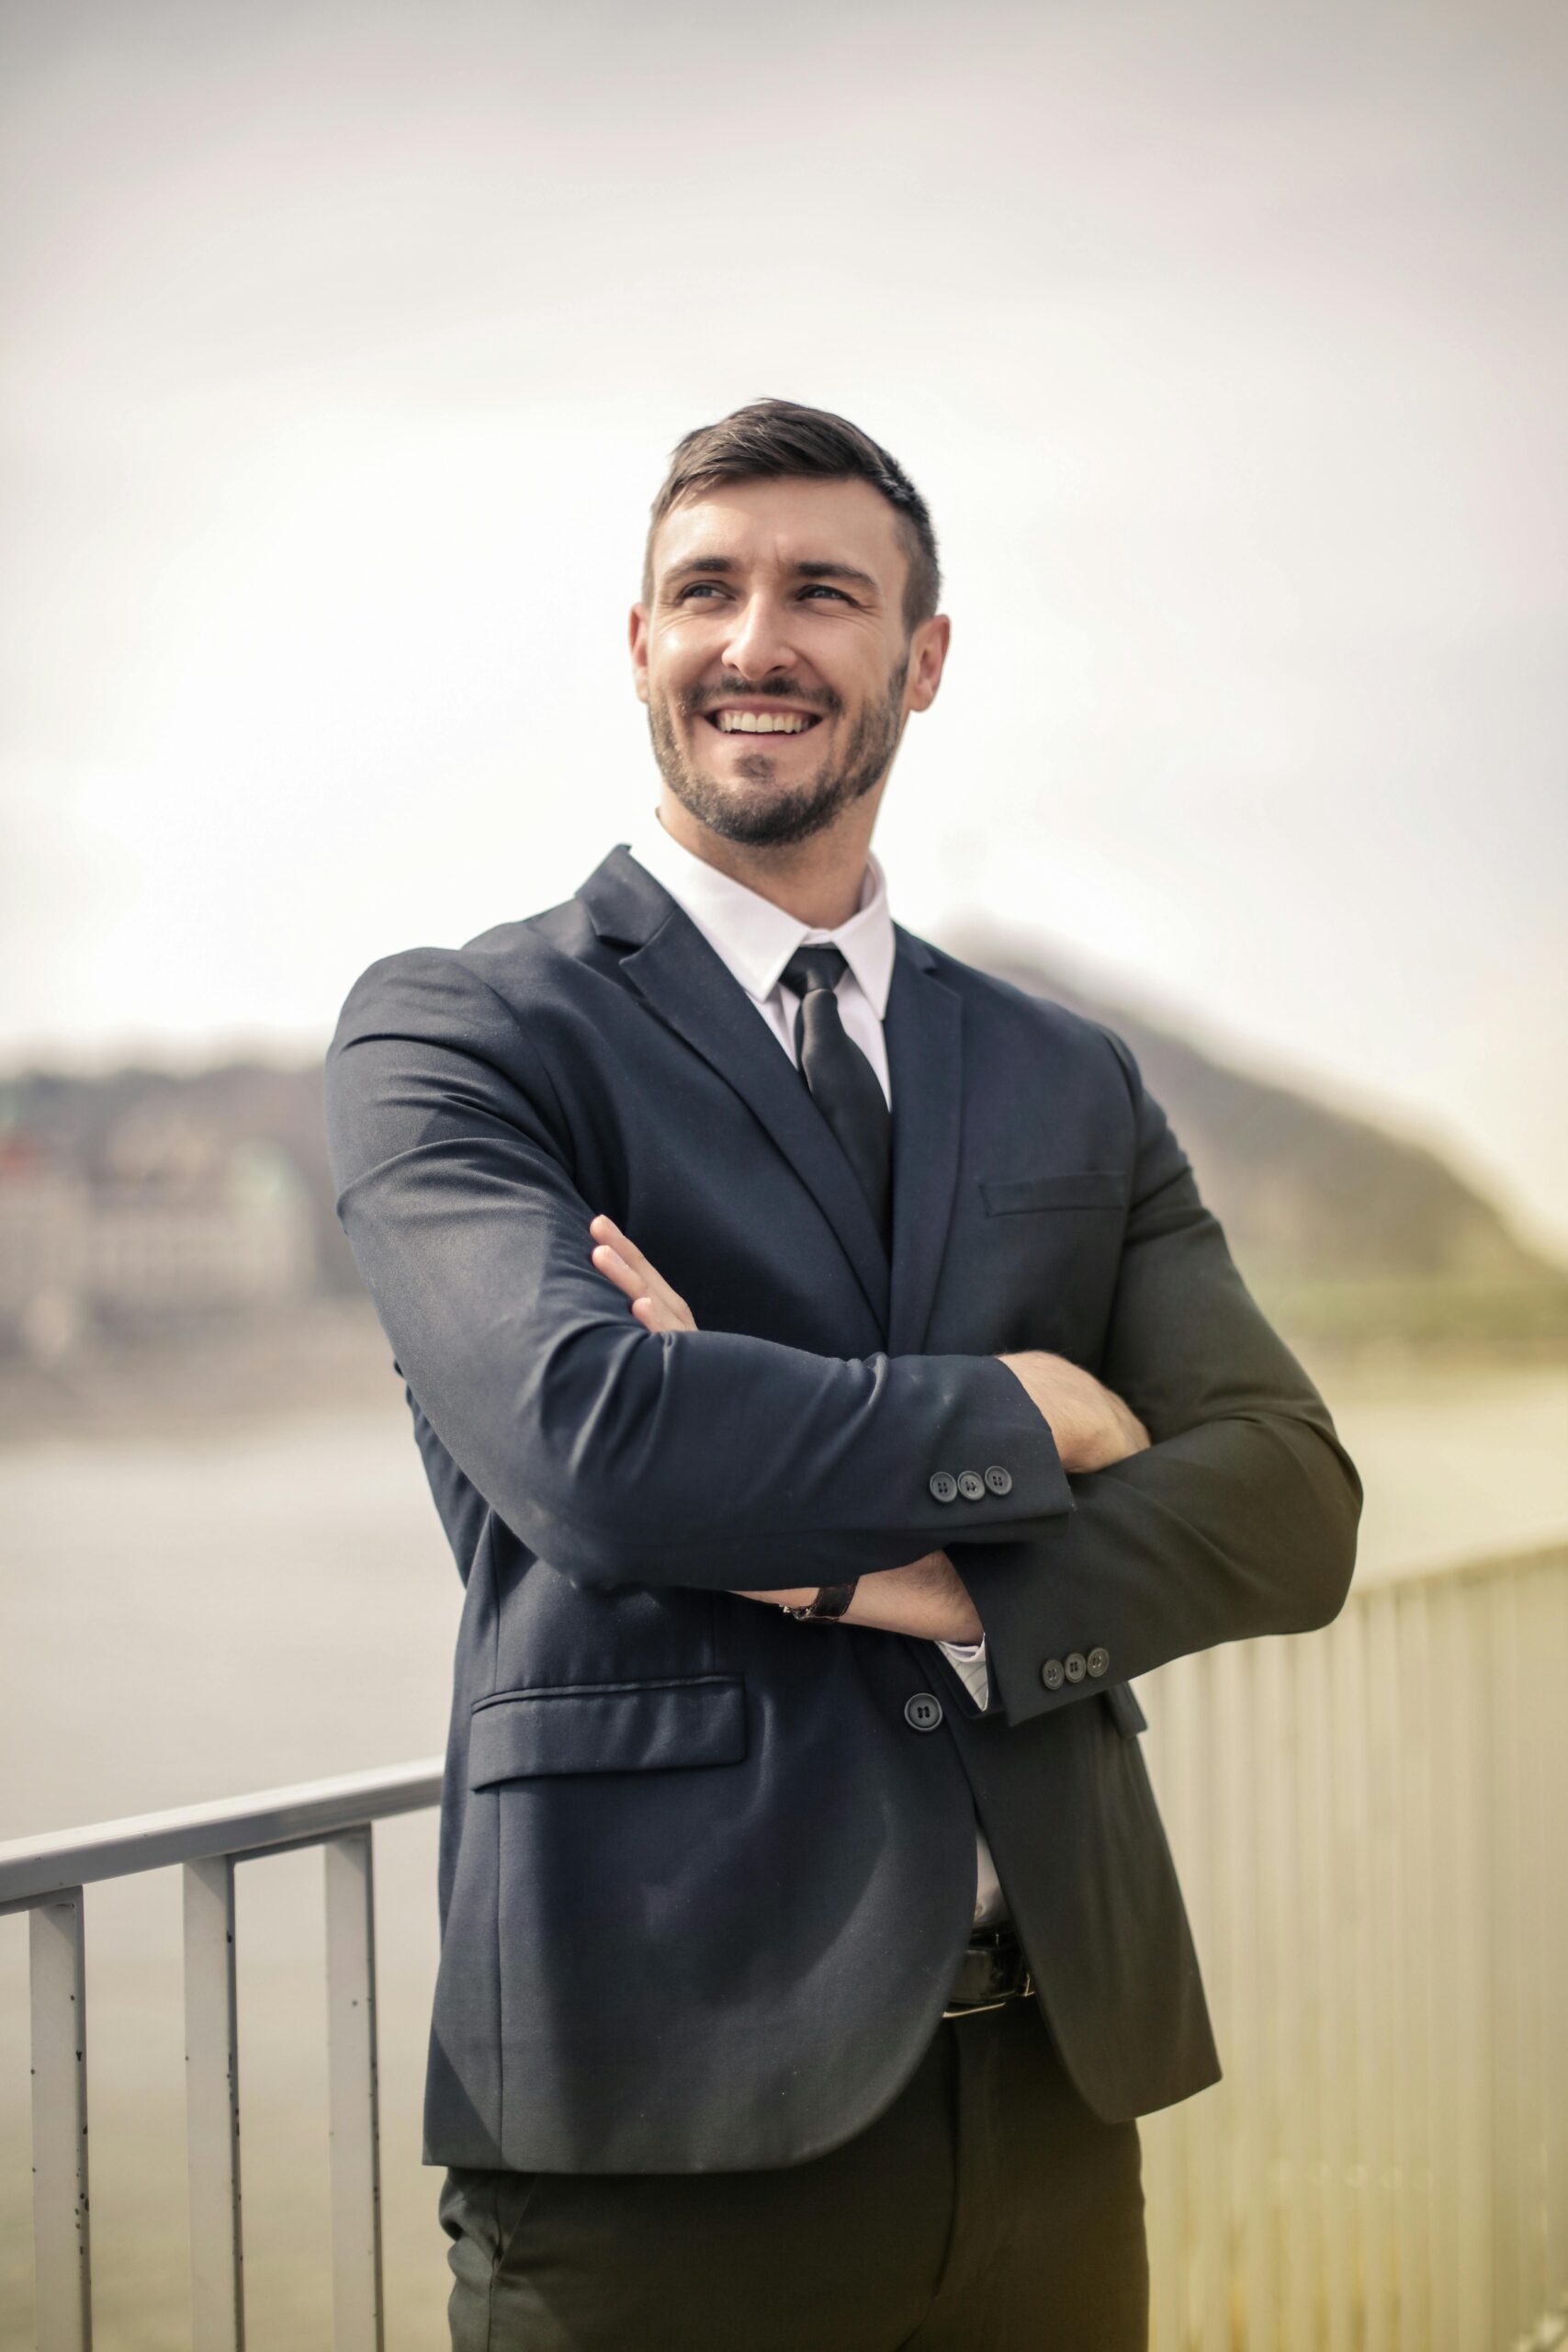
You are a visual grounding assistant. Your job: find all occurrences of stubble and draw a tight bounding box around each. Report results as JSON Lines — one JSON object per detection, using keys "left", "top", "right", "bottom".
{"left": 646, "top": 658, "right": 909, "bottom": 849}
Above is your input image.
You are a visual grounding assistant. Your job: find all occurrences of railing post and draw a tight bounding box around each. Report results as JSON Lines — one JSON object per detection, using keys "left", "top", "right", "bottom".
{"left": 185, "top": 1854, "right": 244, "bottom": 2351}
{"left": 324, "top": 1827, "right": 384, "bottom": 2352}
{"left": 29, "top": 1888, "right": 93, "bottom": 2352}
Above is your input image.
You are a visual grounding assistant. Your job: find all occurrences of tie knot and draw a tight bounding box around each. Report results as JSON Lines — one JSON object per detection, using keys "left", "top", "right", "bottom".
{"left": 781, "top": 944, "right": 848, "bottom": 1001}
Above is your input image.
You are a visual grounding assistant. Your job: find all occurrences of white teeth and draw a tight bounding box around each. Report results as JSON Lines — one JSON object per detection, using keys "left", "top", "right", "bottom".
{"left": 715, "top": 710, "right": 814, "bottom": 734}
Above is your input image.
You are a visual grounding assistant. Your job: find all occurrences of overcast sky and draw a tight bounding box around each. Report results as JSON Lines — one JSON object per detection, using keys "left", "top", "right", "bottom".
{"left": 2, "top": 0, "right": 1563, "bottom": 1254}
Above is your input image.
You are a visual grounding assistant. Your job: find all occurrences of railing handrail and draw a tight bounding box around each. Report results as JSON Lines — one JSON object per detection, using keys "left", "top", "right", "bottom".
{"left": 0, "top": 1755, "right": 443, "bottom": 1910}
{"left": 1354, "top": 1528, "right": 1565, "bottom": 1599}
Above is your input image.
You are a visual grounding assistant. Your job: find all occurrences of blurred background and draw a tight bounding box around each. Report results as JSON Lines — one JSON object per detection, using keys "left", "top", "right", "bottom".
{"left": 1, "top": 1, "right": 1563, "bottom": 2346}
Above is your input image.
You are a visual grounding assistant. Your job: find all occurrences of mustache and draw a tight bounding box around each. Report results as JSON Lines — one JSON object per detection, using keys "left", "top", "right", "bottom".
{"left": 678, "top": 676, "right": 842, "bottom": 720}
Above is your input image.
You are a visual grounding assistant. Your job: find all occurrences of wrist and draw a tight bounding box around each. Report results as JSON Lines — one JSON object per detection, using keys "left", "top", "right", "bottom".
{"left": 846, "top": 1556, "right": 981, "bottom": 1642}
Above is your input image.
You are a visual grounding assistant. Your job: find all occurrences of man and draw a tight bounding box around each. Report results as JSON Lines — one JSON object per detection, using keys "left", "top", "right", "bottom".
{"left": 323, "top": 397, "right": 1361, "bottom": 2348}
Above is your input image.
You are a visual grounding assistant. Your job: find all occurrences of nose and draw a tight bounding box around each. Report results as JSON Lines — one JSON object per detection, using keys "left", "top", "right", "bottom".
{"left": 720, "top": 590, "right": 798, "bottom": 684}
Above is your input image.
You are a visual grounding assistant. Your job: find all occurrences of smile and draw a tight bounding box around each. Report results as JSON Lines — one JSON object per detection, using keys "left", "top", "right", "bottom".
{"left": 704, "top": 709, "right": 823, "bottom": 736}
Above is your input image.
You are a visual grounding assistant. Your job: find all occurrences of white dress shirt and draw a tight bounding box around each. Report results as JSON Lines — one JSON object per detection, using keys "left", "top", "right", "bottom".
{"left": 625, "top": 812, "right": 1007, "bottom": 1930}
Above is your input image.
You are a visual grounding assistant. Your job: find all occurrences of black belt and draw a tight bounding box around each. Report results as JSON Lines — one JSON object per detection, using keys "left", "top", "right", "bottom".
{"left": 942, "top": 1925, "right": 1032, "bottom": 2018}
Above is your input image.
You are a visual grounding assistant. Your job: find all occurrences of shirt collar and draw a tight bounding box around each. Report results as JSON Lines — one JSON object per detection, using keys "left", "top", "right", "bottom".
{"left": 624, "top": 811, "right": 896, "bottom": 1019}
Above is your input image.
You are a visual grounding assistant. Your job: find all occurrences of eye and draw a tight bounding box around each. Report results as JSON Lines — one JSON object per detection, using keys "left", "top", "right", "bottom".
{"left": 675, "top": 582, "right": 727, "bottom": 601}
{"left": 800, "top": 584, "right": 851, "bottom": 602}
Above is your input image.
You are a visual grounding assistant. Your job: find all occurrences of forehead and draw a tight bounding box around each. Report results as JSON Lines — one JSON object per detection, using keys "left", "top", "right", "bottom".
{"left": 650, "top": 474, "right": 905, "bottom": 587}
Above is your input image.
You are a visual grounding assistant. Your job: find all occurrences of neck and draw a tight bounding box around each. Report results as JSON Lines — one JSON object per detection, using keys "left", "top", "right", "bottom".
{"left": 653, "top": 795, "right": 879, "bottom": 930}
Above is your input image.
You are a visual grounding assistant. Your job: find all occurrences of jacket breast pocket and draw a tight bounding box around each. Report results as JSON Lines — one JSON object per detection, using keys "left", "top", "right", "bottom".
{"left": 979, "top": 1170, "right": 1130, "bottom": 1216}
{"left": 468, "top": 1674, "right": 748, "bottom": 1788}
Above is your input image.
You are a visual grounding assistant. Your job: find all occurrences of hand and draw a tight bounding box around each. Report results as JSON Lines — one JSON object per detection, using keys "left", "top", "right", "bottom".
{"left": 588, "top": 1214, "right": 697, "bottom": 1335}
{"left": 996, "top": 1349, "right": 1151, "bottom": 1474}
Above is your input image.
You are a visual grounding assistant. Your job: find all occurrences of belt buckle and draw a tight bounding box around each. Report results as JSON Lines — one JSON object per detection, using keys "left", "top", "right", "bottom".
{"left": 942, "top": 1951, "right": 1032, "bottom": 2019}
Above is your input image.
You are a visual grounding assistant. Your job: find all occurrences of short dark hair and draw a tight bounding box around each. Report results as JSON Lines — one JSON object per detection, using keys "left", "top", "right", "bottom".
{"left": 643, "top": 397, "right": 942, "bottom": 635}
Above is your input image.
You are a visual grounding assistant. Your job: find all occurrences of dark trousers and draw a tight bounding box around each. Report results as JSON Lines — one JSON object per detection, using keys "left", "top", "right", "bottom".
{"left": 440, "top": 1997, "right": 1148, "bottom": 2350}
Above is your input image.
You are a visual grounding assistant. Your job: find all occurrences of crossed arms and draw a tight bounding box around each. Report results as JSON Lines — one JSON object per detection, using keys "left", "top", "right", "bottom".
{"left": 586, "top": 1210, "right": 1153, "bottom": 1644}
{"left": 324, "top": 947, "right": 1361, "bottom": 1728}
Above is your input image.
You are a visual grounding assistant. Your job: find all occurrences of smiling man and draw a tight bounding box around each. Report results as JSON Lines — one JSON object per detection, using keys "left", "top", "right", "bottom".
{"left": 638, "top": 468, "right": 931, "bottom": 861}
{"left": 324, "top": 398, "right": 1361, "bottom": 2349}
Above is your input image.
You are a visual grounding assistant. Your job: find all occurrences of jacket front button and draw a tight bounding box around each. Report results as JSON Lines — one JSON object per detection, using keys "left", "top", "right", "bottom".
{"left": 1041, "top": 1658, "right": 1066, "bottom": 1691}
{"left": 1065, "top": 1652, "right": 1087, "bottom": 1682}
{"left": 905, "top": 1691, "right": 944, "bottom": 1732}
{"left": 929, "top": 1472, "right": 958, "bottom": 1503}
{"left": 956, "top": 1470, "right": 985, "bottom": 1501}
{"left": 983, "top": 1464, "right": 1012, "bottom": 1495}
{"left": 1087, "top": 1646, "right": 1110, "bottom": 1678}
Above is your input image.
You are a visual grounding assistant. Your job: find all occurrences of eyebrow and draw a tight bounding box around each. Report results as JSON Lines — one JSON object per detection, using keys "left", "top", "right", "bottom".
{"left": 661, "top": 554, "right": 881, "bottom": 595}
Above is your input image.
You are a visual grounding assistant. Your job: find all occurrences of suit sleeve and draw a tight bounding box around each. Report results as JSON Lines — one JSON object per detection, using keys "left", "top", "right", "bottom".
{"left": 323, "top": 945, "right": 1073, "bottom": 1590}
{"left": 946, "top": 1027, "right": 1363, "bottom": 1727}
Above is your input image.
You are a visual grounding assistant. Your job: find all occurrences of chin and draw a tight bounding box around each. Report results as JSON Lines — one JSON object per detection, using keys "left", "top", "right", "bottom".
{"left": 677, "top": 766, "right": 845, "bottom": 851}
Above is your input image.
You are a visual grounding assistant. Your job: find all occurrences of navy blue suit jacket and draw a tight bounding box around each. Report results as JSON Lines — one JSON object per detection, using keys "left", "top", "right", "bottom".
{"left": 323, "top": 842, "right": 1360, "bottom": 2172}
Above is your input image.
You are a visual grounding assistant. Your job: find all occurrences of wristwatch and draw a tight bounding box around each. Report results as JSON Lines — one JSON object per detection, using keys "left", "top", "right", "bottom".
{"left": 780, "top": 1581, "right": 858, "bottom": 1623}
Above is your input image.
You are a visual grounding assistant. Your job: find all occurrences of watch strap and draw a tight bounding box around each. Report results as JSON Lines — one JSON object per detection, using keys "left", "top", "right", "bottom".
{"left": 782, "top": 1580, "right": 859, "bottom": 1623}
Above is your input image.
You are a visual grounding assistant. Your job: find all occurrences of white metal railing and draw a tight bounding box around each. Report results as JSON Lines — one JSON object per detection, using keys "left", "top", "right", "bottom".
{"left": 0, "top": 1759, "right": 441, "bottom": 2352}
{"left": 3, "top": 1543, "right": 1565, "bottom": 2350}
{"left": 1138, "top": 1537, "right": 1568, "bottom": 2352}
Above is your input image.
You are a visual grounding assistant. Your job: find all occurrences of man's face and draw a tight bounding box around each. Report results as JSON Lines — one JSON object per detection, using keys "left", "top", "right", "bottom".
{"left": 630, "top": 476, "right": 946, "bottom": 849}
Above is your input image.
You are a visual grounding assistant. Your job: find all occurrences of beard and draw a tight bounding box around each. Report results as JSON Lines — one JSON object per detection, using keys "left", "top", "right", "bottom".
{"left": 646, "top": 657, "right": 908, "bottom": 849}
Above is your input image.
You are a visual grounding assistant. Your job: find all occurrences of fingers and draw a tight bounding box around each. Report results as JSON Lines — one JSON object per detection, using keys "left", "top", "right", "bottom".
{"left": 592, "top": 1245, "right": 662, "bottom": 1328}
{"left": 588, "top": 1216, "right": 658, "bottom": 1304}
{"left": 587, "top": 1213, "right": 697, "bottom": 1334}
{"left": 589, "top": 1238, "right": 643, "bottom": 1303}
{"left": 590, "top": 1213, "right": 649, "bottom": 1279}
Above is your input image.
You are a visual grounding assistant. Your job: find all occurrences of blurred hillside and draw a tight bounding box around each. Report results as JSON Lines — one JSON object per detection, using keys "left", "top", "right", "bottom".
{"left": 0, "top": 930, "right": 1562, "bottom": 1409}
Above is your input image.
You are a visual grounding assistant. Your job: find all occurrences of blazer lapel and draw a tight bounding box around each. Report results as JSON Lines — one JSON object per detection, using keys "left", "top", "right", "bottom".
{"left": 884, "top": 930, "right": 964, "bottom": 1358}
{"left": 577, "top": 847, "right": 892, "bottom": 1336}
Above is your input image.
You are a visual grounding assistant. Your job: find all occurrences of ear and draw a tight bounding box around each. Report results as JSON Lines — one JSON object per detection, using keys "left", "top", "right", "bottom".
{"left": 628, "top": 603, "right": 650, "bottom": 705}
{"left": 906, "top": 614, "right": 951, "bottom": 714}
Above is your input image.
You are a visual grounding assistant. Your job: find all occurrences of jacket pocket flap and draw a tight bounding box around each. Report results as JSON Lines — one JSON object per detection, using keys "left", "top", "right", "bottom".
{"left": 980, "top": 1170, "right": 1129, "bottom": 1215}
{"left": 469, "top": 1675, "right": 747, "bottom": 1787}
{"left": 1102, "top": 1681, "right": 1149, "bottom": 1739}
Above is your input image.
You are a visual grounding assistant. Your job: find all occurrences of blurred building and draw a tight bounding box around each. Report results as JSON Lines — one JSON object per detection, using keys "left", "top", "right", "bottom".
{"left": 0, "top": 1111, "right": 315, "bottom": 1362}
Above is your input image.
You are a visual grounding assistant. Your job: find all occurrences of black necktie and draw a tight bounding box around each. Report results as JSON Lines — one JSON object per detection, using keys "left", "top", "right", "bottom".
{"left": 780, "top": 944, "right": 892, "bottom": 1251}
